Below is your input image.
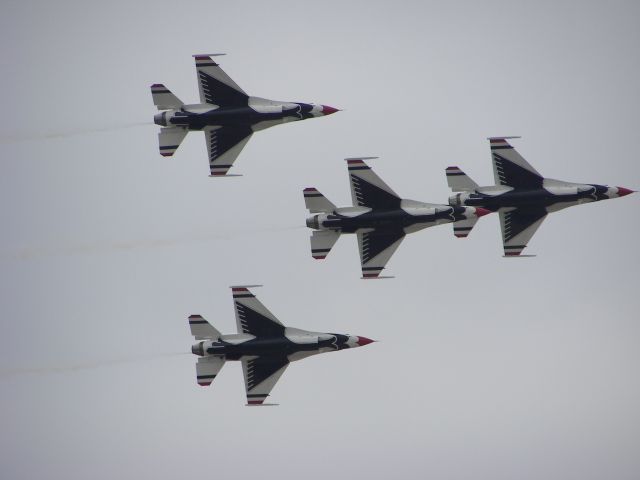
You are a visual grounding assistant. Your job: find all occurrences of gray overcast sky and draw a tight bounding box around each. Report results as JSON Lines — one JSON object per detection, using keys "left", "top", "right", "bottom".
{"left": 1, "top": 1, "right": 639, "bottom": 479}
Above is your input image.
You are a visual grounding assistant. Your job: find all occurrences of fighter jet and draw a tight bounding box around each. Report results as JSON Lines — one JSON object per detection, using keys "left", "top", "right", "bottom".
{"left": 189, "top": 286, "right": 374, "bottom": 406}
{"left": 304, "top": 158, "right": 491, "bottom": 278}
{"left": 446, "top": 137, "right": 635, "bottom": 256}
{"left": 151, "top": 54, "right": 338, "bottom": 177}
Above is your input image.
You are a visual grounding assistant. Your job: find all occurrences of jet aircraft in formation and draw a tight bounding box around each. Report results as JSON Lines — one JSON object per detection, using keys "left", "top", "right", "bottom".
{"left": 152, "top": 54, "right": 338, "bottom": 177}
{"left": 446, "top": 137, "right": 634, "bottom": 256}
{"left": 304, "top": 158, "right": 491, "bottom": 278}
{"left": 189, "top": 286, "right": 374, "bottom": 405}
{"left": 156, "top": 55, "right": 636, "bottom": 403}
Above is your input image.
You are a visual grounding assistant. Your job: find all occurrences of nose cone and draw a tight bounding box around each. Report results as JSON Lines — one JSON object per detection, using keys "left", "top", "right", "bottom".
{"left": 356, "top": 336, "right": 375, "bottom": 347}
{"left": 321, "top": 105, "right": 339, "bottom": 115}
{"left": 475, "top": 207, "right": 492, "bottom": 217}
{"left": 617, "top": 186, "right": 634, "bottom": 197}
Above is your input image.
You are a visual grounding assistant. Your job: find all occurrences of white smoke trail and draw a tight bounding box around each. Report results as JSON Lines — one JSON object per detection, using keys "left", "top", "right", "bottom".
{"left": 0, "top": 122, "right": 152, "bottom": 144}
{"left": 5, "top": 225, "right": 306, "bottom": 261}
{"left": 0, "top": 352, "right": 189, "bottom": 378}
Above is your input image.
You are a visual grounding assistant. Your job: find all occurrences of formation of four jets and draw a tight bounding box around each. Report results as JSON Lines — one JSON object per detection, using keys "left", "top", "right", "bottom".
{"left": 152, "top": 54, "right": 633, "bottom": 405}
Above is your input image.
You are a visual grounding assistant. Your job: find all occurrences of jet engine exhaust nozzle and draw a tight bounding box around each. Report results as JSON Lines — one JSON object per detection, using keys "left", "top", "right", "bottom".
{"left": 306, "top": 215, "right": 320, "bottom": 230}
{"left": 154, "top": 112, "right": 167, "bottom": 126}
{"left": 191, "top": 342, "right": 205, "bottom": 356}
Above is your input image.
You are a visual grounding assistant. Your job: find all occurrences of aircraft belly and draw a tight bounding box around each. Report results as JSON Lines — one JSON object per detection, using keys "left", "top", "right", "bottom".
{"left": 471, "top": 190, "right": 584, "bottom": 209}
{"left": 218, "top": 337, "right": 321, "bottom": 358}
{"left": 336, "top": 210, "right": 422, "bottom": 231}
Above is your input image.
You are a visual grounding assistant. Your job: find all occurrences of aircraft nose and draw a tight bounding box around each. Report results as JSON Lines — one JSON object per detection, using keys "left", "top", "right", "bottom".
{"left": 617, "top": 186, "right": 635, "bottom": 197}
{"left": 475, "top": 207, "right": 492, "bottom": 217}
{"left": 321, "top": 105, "right": 339, "bottom": 115}
{"left": 356, "top": 336, "right": 375, "bottom": 347}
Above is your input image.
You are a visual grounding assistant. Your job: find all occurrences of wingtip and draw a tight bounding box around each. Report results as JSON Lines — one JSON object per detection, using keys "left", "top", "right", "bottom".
{"left": 487, "top": 136, "right": 521, "bottom": 141}
{"left": 192, "top": 53, "right": 227, "bottom": 57}
{"left": 345, "top": 156, "right": 379, "bottom": 162}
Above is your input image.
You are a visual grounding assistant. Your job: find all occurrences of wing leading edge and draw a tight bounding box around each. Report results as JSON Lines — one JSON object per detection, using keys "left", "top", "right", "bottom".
{"left": 205, "top": 126, "right": 253, "bottom": 176}
{"left": 231, "top": 287, "right": 285, "bottom": 337}
{"left": 489, "top": 137, "right": 543, "bottom": 189}
{"left": 242, "top": 356, "right": 289, "bottom": 406}
{"left": 500, "top": 207, "right": 547, "bottom": 256}
{"left": 346, "top": 158, "right": 401, "bottom": 209}
{"left": 357, "top": 230, "right": 405, "bottom": 278}
{"left": 194, "top": 54, "right": 248, "bottom": 107}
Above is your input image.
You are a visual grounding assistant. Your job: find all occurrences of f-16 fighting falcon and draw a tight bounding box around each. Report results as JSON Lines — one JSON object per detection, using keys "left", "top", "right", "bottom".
{"left": 446, "top": 137, "right": 635, "bottom": 257}
{"left": 304, "top": 158, "right": 491, "bottom": 278}
{"left": 151, "top": 54, "right": 339, "bottom": 177}
{"left": 189, "top": 286, "right": 374, "bottom": 406}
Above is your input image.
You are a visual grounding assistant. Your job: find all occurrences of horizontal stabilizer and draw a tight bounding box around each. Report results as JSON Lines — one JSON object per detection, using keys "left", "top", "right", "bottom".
{"left": 150, "top": 84, "right": 183, "bottom": 110}
{"left": 158, "top": 127, "right": 188, "bottom": 157}
{"left": 452, "top": 216, "right": 480, "bottom": 238}
{"left": 189, "top": 315, "right": 221, "bottom": 340}
{"left": 446, "top": 166, "right": 479, "bottom": 192}
{"left": 310, "top": 230, "right": 340, "bottom": 260}
{"left": 196, "top": 356, "right": 225, "bottom": 386}
{"left": 303, "top": 188, "right": 336, "bottom": 213}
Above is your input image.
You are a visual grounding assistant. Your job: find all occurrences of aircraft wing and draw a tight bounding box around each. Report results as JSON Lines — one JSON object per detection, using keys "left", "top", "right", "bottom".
{"left": 194, "top": 55, "right": 248, "bottom": 106}
{"left": 231, "top": 287, "right": 285, "bottom": 337}
{"left": 205, "top": 126, "right": 253, "bottom": 176}
{"left": 357, "top": 230, "right": 405, "bottom": 278}
{"left": 489, "top": 137, "right": 543, "bottom": 189}
{"left": 346, "top": 158, "right": 401, "bottom": 209}
{"left": 500, "top": 207, "right": 547, "bottom": 256}
{"left": 242, "top": 356, "right": 289, "bottom": 406}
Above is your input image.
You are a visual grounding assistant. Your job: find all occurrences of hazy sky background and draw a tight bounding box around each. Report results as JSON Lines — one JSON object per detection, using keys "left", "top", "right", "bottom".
{"left": 1, "top": 1, "right": 639, "bottom": 479}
